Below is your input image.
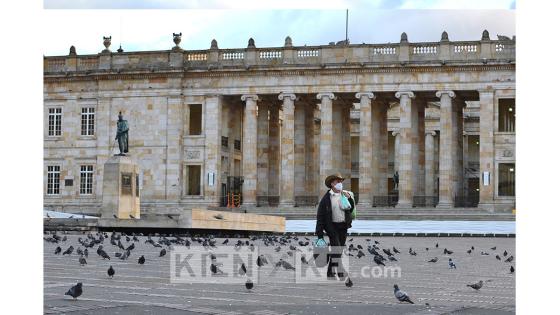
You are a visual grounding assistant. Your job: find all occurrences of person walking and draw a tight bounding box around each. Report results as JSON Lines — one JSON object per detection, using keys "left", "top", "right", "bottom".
{"left": 315, "top": 173, "right": 355, "bottom": 280}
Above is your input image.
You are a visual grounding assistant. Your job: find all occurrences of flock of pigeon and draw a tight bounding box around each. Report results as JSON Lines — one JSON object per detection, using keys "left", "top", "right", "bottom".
{"left": 44, "top": 231, "right": 514, "bottom": 305}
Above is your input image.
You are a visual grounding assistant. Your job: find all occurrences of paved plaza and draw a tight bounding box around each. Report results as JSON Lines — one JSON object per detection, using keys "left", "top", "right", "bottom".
{"left": 44, "top": 233, "right": 515, "bottom": 314}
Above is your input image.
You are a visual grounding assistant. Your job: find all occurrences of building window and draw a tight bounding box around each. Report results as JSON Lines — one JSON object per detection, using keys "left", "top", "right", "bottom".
{"left": 498, "top": 163, "right": 515, "bottom": 196}
{"left": 81, "top": 107, "right": 95, "bottom": 136}
{"left": 186, "top": 165, "right": 201, "bottom": 195}
{"left": 498, "top": 99, "right": 515, "bottom": 132}
{"left": 47, "top": 165, "right": 60, "bottom": 195}
{"left": 48, "top": 108, "right": 62, "bottom": 136}
{"left": 79, "top": 165, "right": 94, "bottom": 195}
{"left": 189, "top": 104, "right": 202, "bottom": 135}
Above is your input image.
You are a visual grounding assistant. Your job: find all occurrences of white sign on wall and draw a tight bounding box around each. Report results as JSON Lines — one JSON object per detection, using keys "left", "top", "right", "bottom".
{"left": 483, "top": 171, "right": 490, "bottom": 186}
{"left": 208, "top": 172, "right": 215, "bottom": 186}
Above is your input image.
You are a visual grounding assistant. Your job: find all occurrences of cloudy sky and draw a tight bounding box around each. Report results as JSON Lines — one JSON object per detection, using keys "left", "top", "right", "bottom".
{"left": 42, "top": 0, "right": 515, "bottom": 56}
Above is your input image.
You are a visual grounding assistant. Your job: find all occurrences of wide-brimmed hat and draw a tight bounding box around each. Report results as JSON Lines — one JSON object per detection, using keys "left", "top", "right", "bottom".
{"left": 324, "top": 173, "right": 345, "bottom": 188}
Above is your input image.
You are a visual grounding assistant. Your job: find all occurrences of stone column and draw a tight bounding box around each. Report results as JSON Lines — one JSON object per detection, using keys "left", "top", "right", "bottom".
{"left": 342, "top": 104, "right": 352, "bottom": 179}
{"left": 241, "top": 94, "right": 259, "bottom": 207}
{"left": 356, "top": 92, "right": 374, "bottom": 207}
{"left": 436, "top": 90, "right": 455, "bottom": 208}
{"left": 395, "top": 91, "right": 416, "bottom": 208}
{"left": 463, "top": 133, "right": 469, "bottom": 197}
{"left": 454, "top": 100, "right": 464, "bottom": 202}
{"left": 166, "top": 96, "right": 184, "bottom": 200}
{"left": 278, "top": 93, "right": 296, "bottom": 206}
{"left": 478, "top": 90, "right": 495, "bottom": 211}
{"left": 425, "top": 131, "right": 436, "bottom": 198}
{"left": 268, "top": 105, "right": 280, "bottom": 198}
{"left": 317, "top": 92, "right": 336, "bottom": 196}
{"left": 257, "top": 102, "right": 269, "bottom": 205}
{"left": 294, "top": 101, "right": 306, "bottom": 199}
{"left": 305, "top": 104, "right": 315, "bottom": 193}
{"left": 392, "top": 130, "right": 400, "bottom": 180}
{"left": 415, "top": 100, "right": 425, "bottom": 197}
{"left": 204, "top": 95, "right": 223, "bottom": 206}
{"left": 379, "top": 102, "right": 389, "bottom": 195}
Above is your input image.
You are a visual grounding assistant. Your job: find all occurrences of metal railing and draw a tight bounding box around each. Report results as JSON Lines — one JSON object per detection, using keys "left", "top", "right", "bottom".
{"left": 413, "top": 196, "right": 439, "bottom": 207}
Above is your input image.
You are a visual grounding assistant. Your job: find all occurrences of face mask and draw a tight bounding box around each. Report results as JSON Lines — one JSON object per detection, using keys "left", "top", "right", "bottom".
{"left": 334, "top": 182, "right": 343, "bottom": 191}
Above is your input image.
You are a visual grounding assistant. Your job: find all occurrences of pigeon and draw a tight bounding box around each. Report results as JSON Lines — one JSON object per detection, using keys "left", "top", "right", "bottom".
{"left": 467, "top": 249, "right": 472, "bottom": 254}
{"left": 107, "top": 265, "right": 115, "bottom": 278}
{"left": 65, "top": 282, "right": 83, "bottom": 300}
{"left": 245, "top": 279, "right": 254, "bottom": 290}
{"left": 98, "top": 248, "right": 110, "bottom": 260}
{"left": 435, "top": 243, "right": 439, "bottom": 248}
{"left": 388, "top": 256, "right": 398, "bottom": 262}
{"left": 113, "top": 214, "right": 118, "bottom": 219}
{"left": 505, "top": 256, "right": 514, "bottom": 263}
{"left": 392, "top": 246, "right": 400, "bottom": 254}
{"left": 491, "top": 246, "right": 497, "bottom": 250}
{"left": 79, "top": 256, "right": 87, "bottom": 266}
{"left": 409, "top": 248, "right": 417, "bottom": 256}
{"left": 129, "top": 214, "right": 136, "bottom": 219}
{"left": 54, "top": 246, "right": 62, "bottom": 255}
{"left": 471, "top": 246, "right": 475, "bottom": 250}
{"left": 448, "top": 258, "right": 457, "bottom": 269}
{"left": 159, "top": 248, "right": 167, "bottom": 257}
{"left": 257, "top": 255, "right": 265, "bottom": 267}
{"left": 63, "top": 246, "right": 74, "bottom": 255}
{"left": 495, "top": 255, "right": 501, "bottom": 261}
{"left": 394, "top": 284, "right": 414, "bottom": 304}
{"left": 383, "top": 248, "right": 393, "bottom": 256}
{"left": 467, "top": 280, "right": 483, "bottom": 290}
{"left": 374, "top": 255, "right": 385, "bottom": 266}
{"left": 301, "top": 255, "right": 308, "bottom": 264}
{"left": 357, "top": 250, "right": 365, "bottom": 258}
{"left": 443, "top": 248, "right": 453, "bottom": 255}
{"left": 510, "top": 266, "right": 515, "bottom": 273}
{"left": 280, "top": 259, "right": 296, "bottom": 270}
{"left": 210, "top": 263, "right": 224, "bottom": 274}
{"left": 503, "top": 250, "right": 508, "bottom": 257}
{"left": 345, "top": 277, "right": 353, "bottom": 288}
{"left": 428, "top": 257, "right": 438, "bottom": 263}
{"left": 239, "top": 263, "right": 247, "bottom": 275}
{"left": 138, "top": 255, "right": 145, "bottom": 264}
{"left": 481, "top": 251, "right": 489, "bottom": 256}
{"left": 222, "top": 239, "right": 229, "bottom": 245}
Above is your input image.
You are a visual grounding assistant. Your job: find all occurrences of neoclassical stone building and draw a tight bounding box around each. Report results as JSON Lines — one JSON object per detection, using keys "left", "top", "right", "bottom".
{"left": 44, "top": 30, "right": 515, "bottom": 215}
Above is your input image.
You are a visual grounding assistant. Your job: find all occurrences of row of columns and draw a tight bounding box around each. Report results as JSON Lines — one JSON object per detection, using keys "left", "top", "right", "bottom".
{"left": 239, "top": 90, "right": 467, "bottom": 208}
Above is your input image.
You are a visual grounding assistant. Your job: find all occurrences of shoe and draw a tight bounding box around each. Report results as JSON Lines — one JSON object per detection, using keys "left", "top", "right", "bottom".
{"left": 327, "top": 272, "right": 337, "bottom": 280}
{"left": 337, "top": 272, "right": 346, "bottom": 280}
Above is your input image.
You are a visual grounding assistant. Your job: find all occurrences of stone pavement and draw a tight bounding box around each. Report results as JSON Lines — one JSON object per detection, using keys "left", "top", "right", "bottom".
{"left": 44, "top": 233, "right": 515, "bottom": 314}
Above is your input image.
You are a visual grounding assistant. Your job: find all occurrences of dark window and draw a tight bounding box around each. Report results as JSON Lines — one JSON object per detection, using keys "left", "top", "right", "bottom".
{"left": 186, "top": 165, "right": 201, "bottom": 195}
{"left": 80, "top": 165, "right": 94, "bottom": 195}
{"left": 498, "top": 163, "right": 515, "bottom": 196}
{"left": 498, "top": 99, "right": 515, "bottom": 132}
{"left": 189, "top": 104, "right": 202, "bottom": 135}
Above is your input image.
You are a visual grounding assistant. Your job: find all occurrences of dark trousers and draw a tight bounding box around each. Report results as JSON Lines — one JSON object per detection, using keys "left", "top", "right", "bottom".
{"left": 326, "top": 222, "right": 348, "bottom": 276}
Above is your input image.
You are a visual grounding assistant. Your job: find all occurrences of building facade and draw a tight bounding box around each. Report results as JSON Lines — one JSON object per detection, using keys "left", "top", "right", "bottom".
{"left": 44, "top": 31, "right": 516, "bottom": 215}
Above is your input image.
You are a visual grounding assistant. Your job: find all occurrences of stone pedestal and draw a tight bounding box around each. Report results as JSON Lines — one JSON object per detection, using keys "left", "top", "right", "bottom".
{"left": 101, "top": 155, "right": 140, "bottom": 219}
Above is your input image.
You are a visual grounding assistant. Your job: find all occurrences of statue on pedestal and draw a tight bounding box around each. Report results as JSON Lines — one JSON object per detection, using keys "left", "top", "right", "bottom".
{"left": 115, "top": 112, "right": 129, "bottom": 156}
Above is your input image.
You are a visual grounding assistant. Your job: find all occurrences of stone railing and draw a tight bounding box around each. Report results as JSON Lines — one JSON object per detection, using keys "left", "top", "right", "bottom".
{"left": 44, "top": 34, "right": 515, "bottom": 73}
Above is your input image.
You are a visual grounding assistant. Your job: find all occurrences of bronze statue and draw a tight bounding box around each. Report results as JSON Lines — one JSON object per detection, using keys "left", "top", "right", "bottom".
{"left": 115, "top": 112, "right": 129, "bottom": 156}
{"left": 393, "top": 171, "right": 399, "bottom": 190}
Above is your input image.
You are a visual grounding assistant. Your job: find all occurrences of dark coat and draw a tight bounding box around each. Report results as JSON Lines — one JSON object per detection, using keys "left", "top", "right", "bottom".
{"left": 315, "top": 190, "right": 355, "bottom": 239}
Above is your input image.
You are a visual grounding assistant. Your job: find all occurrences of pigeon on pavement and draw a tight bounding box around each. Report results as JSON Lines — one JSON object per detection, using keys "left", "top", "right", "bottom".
{"left": 394, "top": 284, "right": 414, "bottom": 304}
{"left": 65, "top": 282, "right": 83, "bottom": 300}
{"left": 448, "top": 258, "right": 457, "bottom": 269}
{"left": 107, "top": 265, "right": 115, "bottom": 278}
{"left": 467, "top": 280, "right": 483, "bottom": 290}
{"left": 138, "top": 255, "right": 145, "bottom": 264}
